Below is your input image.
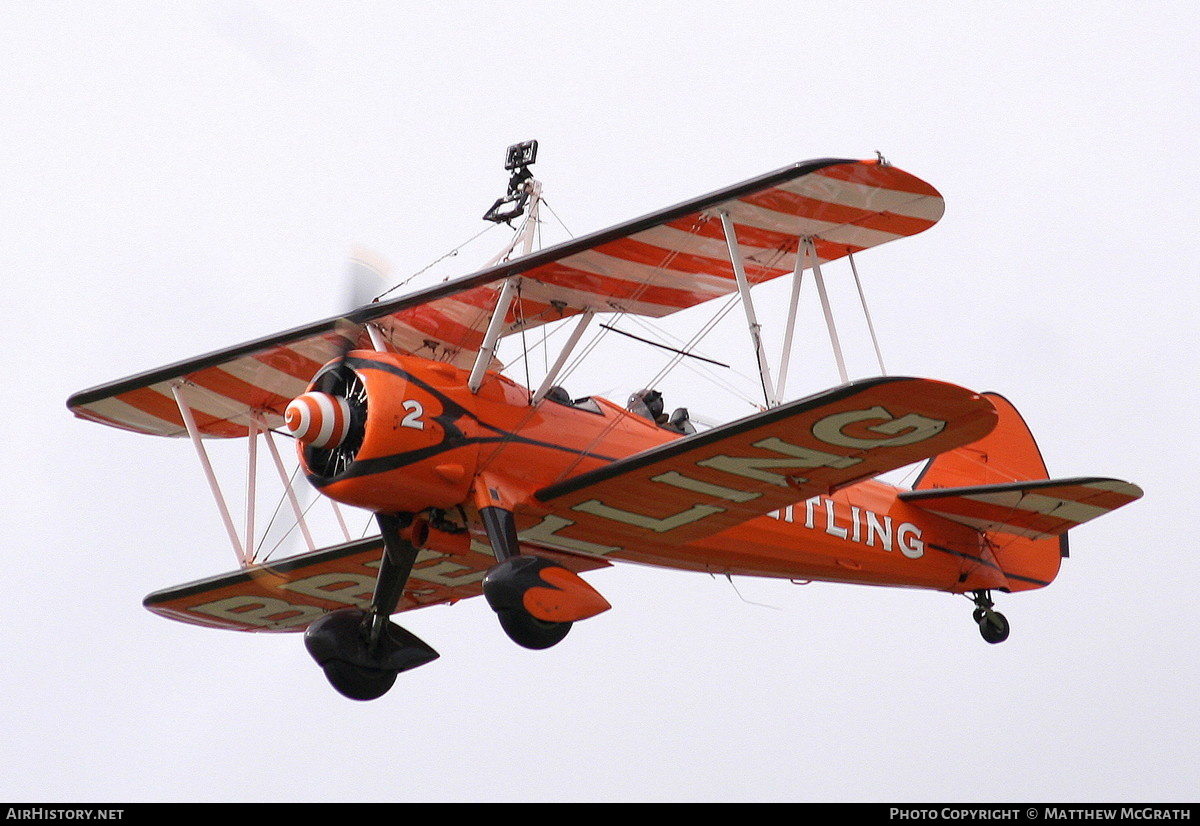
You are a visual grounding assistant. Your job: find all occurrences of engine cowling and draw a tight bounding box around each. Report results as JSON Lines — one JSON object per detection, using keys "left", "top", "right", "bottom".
{"left": 289, "top": 352, "right": 480, "bottom": 514}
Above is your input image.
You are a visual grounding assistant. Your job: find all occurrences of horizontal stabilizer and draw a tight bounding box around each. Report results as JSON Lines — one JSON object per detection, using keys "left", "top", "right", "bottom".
{"left": 899, "top": 477, "right": 1143, "bottom": 539}
{"left": 144, "top": 535, "right": 607, "bottom": 633}
{"left": 535, "top": 376, "right": 997, "bottom": 544}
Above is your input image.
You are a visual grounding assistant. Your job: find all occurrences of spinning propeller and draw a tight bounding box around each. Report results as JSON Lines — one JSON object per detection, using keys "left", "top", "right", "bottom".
{"left": 283, "top": 247, "right": 385, "bottom": 475}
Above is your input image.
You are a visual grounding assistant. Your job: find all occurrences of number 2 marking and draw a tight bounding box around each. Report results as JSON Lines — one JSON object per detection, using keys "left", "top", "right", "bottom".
{"left": 400, "top": 399, "right": 425, "bottom": 430}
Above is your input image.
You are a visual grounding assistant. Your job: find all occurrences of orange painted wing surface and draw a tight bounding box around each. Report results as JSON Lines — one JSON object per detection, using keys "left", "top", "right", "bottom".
{"left": 533, "top": 377, "right": 997, "bottom": 545}
{"left": 143, "top": 535, "right": 608, "bottom": 633}
{"left": 384, "top": 157, "right": 944, "bottom": 367}
{"left": 67, "top": 158, "right": 943, "bottom": 439}
{"left": 898, "top": 477, "right": 1144, "bottom": 539}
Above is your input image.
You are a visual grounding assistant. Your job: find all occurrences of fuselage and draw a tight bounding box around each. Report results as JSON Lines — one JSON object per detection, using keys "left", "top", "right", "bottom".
{"left": 304, "top": 351, "right": 1007, "bottom": 597}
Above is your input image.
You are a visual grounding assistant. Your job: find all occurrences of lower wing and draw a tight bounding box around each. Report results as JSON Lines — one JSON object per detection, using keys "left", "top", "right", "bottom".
{"left": 534, "top": 376, "right": 998, "bottom": 545}
{"left": 143, "top": 535, "right": 608, "bottom": 632}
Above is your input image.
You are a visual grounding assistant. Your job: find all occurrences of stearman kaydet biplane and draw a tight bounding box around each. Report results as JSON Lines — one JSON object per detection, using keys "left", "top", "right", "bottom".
{"left": 68, "top": 144, "right": 1143, "bottom": 700}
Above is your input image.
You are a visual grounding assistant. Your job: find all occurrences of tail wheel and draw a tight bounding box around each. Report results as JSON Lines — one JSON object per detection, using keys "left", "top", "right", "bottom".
{"left": 969, "top": 589, "right": 1010, "bottom": 645}
{"left": 978, "top": 610, "right": 1010, "bottom": 644}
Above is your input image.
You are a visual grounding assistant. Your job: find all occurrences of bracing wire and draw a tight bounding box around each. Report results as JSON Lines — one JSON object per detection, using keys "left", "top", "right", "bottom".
{"left": 374, "top": 222, "right": 503, "bottom": 302}
{"left": 539, "top": 198, "right": 574, "bottom": 239}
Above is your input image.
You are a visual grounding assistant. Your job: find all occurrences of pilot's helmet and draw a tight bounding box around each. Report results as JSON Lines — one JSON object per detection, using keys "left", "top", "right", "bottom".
{"left": 627, "top": 388, "right": 665, "bottom": 421}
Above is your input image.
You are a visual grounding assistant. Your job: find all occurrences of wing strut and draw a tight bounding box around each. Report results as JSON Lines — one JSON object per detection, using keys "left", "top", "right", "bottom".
{"left": 468, "top": 276, "right": 519, "bottom": 393}
{"left": 260, "top": 422, "right": 317, "bottom": 555}
{"left": 171, "top": 382, "right": 248, "bottom": 565}
{"left": 775, "top": 240, "right": 807, "bottom": 404}
{"left": 719, "top": 210, "right": 776, "bottom": 407}
{"left": 245, "top": 415, "right": 258, "bottom": 561}
{"left": 717, "top": 221, "right": 892, "bottom": 407}
{"left": 848, "top": 251, "right": 886, "bottom": 376}
{"left": 531, "top": 309, "right": 595, "bottom": 404}
{"left": 365, "top": 323, "right": 389, "bottom": 352}
{"left": 469, "top": 176, "right": 546, "bottom": 393}
{"left": 170, "top": 384, "right": 354, "bottom": 568}
{"left": 808, "top": 236, "right": 849, "bottom": 386}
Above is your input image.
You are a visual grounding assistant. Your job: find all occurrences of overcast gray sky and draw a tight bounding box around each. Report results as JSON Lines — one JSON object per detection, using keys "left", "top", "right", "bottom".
{"left": 4, "top": 1, "right": 1197, "bottom": 802}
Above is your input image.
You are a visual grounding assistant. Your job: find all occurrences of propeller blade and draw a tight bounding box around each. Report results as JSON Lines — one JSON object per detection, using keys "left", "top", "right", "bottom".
{"left": 332, "top": 246, "right": 393, "bottom": 360}
{"left": 345, "top": 245, "right": 391, "bottom": 311}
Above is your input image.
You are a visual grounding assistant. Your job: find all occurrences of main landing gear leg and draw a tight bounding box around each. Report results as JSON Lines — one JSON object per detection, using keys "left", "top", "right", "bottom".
{"left": 479, "top": 506, "right": 610, "bottom": 650}
{"left": 970, "top": 589, "right": 1010, "bottom": 644}
{"left": 480, "top": 506, "right": 571, "bottom": 649}
{"left": 304, "top": 512, "right": 439, "bottom": 700}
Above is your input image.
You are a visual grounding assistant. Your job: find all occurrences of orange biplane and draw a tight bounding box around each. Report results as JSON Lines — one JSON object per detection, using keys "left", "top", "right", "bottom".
{"left": 68, "top": 145, "right": 1142, "bottom": 700}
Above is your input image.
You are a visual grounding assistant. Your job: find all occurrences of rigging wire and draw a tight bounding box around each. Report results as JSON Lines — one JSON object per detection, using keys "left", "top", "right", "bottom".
{"left": 254, "top": 461, "right": 298, "bottom": 558}
{"left": 461, "top": 184, "right": 796, "bottom": 481}
{"left": 539, "top": 197, "right": 574, "bottom": 239}
{"left": 255, "top": 461, "right": 315, "bottom": 563}
{"left": 621, "top": 240, "right": 793, "bottom": 414}
{"left": 621, "top": 301, "right": 762, "bottom": 410}
{"left": 261, "top": 491, "right": 324, "bottom": 562}
{"left": 374, "top": 222, "right": 503, "bottom": 302}
{"left": 549, "top": 219, "right": 789, "bottom": 423}
{"left": 597, "top": 323, "right": 731, "bottom": 368}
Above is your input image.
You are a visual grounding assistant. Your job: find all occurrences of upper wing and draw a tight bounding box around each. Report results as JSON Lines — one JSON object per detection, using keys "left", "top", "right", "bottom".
{"left": 68, "top": 157, "right": 943, "bottom": 439}
{"left": 898, "top": 477, "right": 1144, "bottom": 539}
{"left": 143, "top": 534, "right": 609, "bottom": 633}
{"left": 533, "top": 377, "right": 997, "bottom": 545}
